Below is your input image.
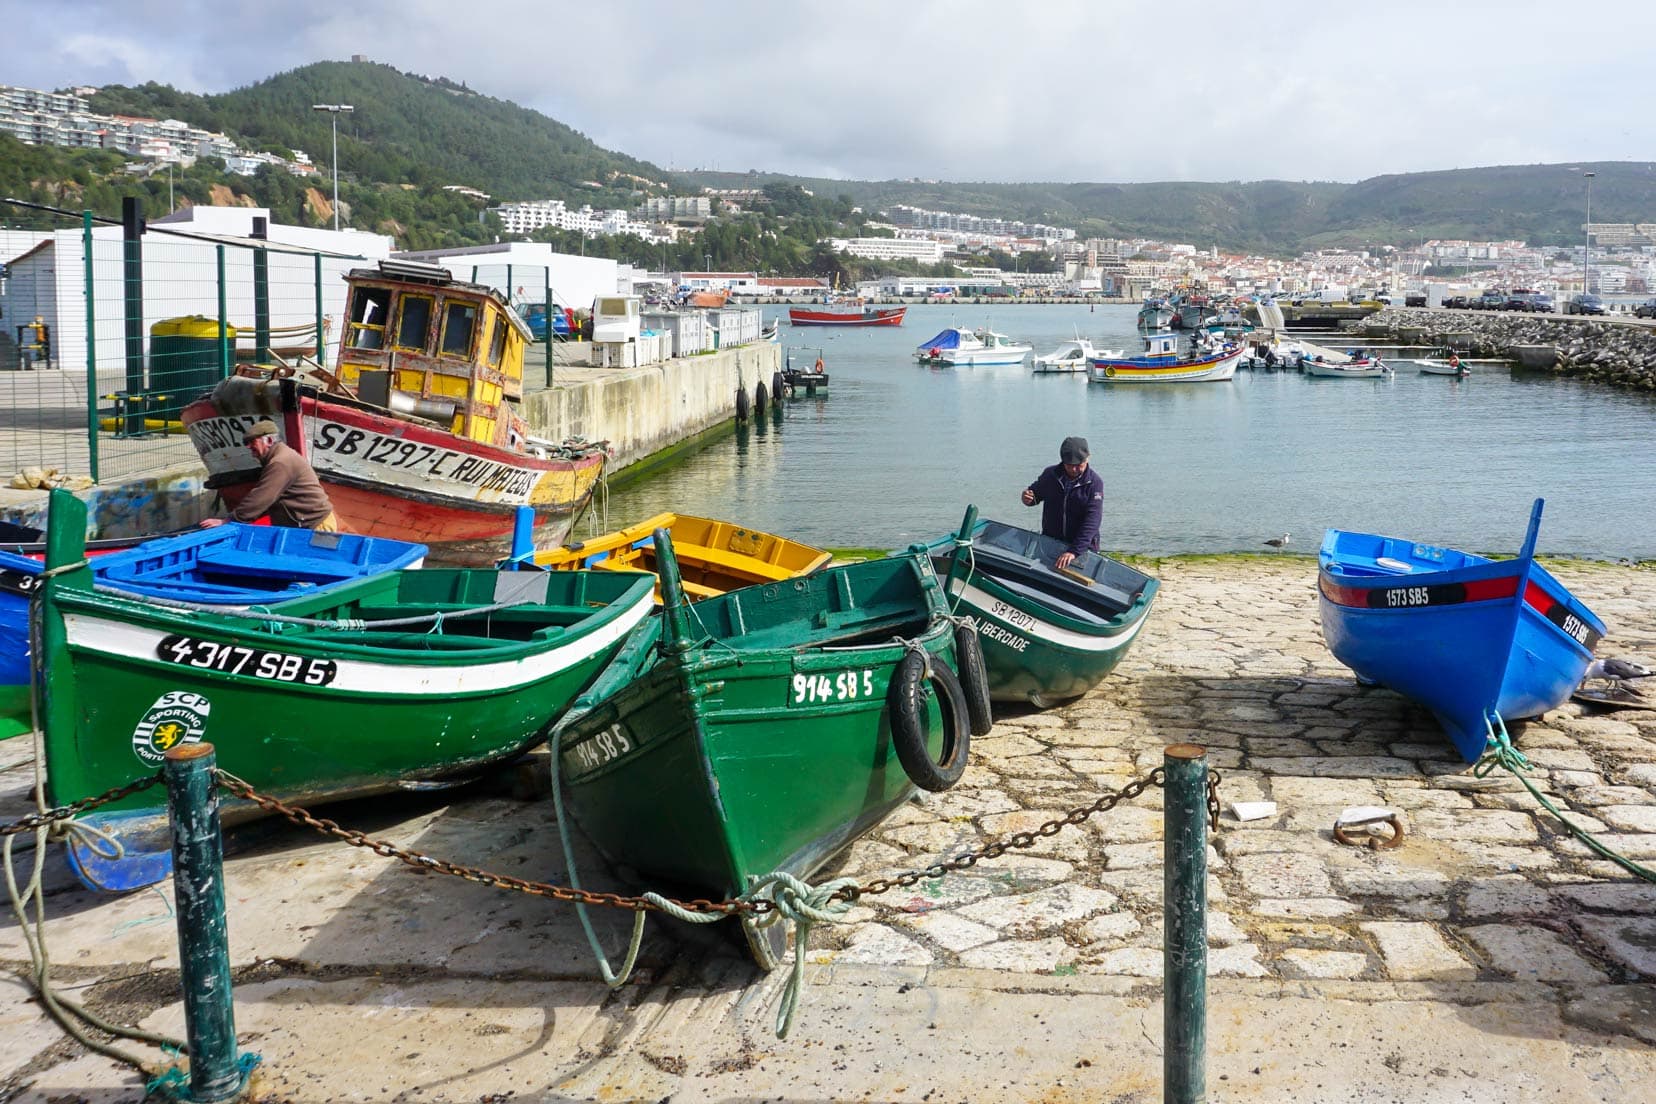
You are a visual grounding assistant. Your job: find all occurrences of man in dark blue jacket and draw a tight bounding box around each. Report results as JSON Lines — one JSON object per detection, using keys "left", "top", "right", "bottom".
{"left": 1021, "top": 436, "right": 1104, "bottom": 569}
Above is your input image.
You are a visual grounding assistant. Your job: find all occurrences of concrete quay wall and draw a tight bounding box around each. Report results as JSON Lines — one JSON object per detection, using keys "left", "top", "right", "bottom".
{"left": 523, "top": 342, "right": 780, "bottom": 471}
{"left": 1357, "top": 308, "right": 1656, "bottom": 390}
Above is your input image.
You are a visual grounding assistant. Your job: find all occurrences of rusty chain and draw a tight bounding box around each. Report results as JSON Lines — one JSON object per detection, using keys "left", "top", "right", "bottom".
{"left": 215, "top": 765, "right": 1221, "bottom": 914}
{"left": 0, "top": 773, "right": 163, "bottom": 837}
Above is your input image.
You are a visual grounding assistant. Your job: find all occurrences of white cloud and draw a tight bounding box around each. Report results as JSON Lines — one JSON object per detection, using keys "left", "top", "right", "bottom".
{"left": 11, "top": 0, "right": 1656, "bottom": 182}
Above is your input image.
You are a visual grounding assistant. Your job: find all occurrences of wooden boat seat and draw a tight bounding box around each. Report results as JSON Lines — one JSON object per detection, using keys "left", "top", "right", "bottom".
{"left": 663, "top": 541, "right": 798, "bottom": 582}
{"left": 194, "top": 549, "right": 359, "bottom": 583}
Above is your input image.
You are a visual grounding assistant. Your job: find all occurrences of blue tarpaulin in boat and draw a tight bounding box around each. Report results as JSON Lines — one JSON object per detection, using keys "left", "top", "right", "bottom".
{"left": 917, "top": 328, "right": 963, "bottom": 351}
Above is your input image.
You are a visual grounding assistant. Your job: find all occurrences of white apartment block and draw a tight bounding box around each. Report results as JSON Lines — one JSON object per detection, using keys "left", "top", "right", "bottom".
{"left": 829, "top": 237, "right": 946, "bottom": 263}
{"left": 1, "top": 82, "right": 242, "bottom": 166}
{"left": 493, "top": 199, "right": 668, "bottom": 243}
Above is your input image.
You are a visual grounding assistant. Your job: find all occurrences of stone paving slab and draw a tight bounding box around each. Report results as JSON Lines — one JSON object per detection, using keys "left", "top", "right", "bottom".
{"left": 2, "top": 555, "right": 1655, "bottom": 1100}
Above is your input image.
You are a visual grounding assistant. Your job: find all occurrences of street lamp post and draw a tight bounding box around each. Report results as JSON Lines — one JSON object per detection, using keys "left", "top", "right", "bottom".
{"left": 1583, "top": 171, "right": 1596, "bottom": 295}
{"left": 312, "top": 103, "right": 354, "bottom": 232}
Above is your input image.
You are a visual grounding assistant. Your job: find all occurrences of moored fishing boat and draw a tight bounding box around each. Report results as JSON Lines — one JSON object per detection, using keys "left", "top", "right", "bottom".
{"left": 916, "top": 507, "right": 1159, "bottom": 707}
{"left": 1, "top": 522, "right": 426, "bottom": 739}
{"left": 1087, "top": 331, "right": 1244, "bottom": 384}
{"left": 1417, "top": 353, "right": 1471, "bottom": 377}
{"left": 181, "top": 259, "right": 608, "bottom": 566}
{"left": 34, "top": 488, "right": 655, "bottom": 891}
{"left": 1137, "top": 296, "right": 1175, "bottom": 332}
{"left": 552, "top": 531, "right": 989, "bottom": 968}
{"left": 1317, "top": 498, "right": 1605, "bottom": 762}
{"left": 788, "top": 299, "right": 906, "bottom": 327}
{"left": 506, "top": 510, "right": 830, "bottom": 602}
{"left": 1303, "top": 351, "right": 1392, "bottom": 379}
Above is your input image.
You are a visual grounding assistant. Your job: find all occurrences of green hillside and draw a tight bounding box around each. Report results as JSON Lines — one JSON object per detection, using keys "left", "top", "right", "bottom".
{"left": 90, "top": 60, "right": 676, "bottom": 207}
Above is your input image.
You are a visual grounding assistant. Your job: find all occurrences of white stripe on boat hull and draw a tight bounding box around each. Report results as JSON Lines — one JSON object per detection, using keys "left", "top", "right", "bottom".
{"left": 61, "top": 594, "right": 651, "bottom": 696}
{"left": 952, "top": 579, "right": 1149, "bottom": 653}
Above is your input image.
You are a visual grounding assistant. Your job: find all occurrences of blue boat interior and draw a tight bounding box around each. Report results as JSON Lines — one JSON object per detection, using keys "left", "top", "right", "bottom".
{"left": 1319, "top": 530, "right": 1491, "bottom": 577}
{"left": 93, "top": 524, "right": 427, "bottom": 603}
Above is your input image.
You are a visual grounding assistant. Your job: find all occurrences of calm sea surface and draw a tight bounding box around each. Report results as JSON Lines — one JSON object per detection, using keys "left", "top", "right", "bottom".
{"left": 595, "top": 304, "right": 1656, "bottom": 560}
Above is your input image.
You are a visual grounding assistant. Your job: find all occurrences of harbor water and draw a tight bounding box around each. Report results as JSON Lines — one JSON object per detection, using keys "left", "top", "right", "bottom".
{"left": 597, "top": 304, "right": 1656, "bottom": 561}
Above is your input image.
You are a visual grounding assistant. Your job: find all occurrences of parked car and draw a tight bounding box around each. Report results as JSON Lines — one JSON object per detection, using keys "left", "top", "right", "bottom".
{"left": 1635, "top": 299, "right": 1656, "bottom": 319}
{"left": 1529, "top": 293, "right": 1555, "bottom": 314}
{"left": 1503, "top": 290, "right": 1540, "bottom": 311}
{"left": 1404, "top": 293, "right": 1428, "bottom": 307}
{"left": 1474, "top": 291, "right": 1507, "bottom": 311}
{"left": 1565, "top": 294, "right": 1606, "bottom": 316}
{"left": 1440, "top": 294, "right": 1469, "bottom": 310}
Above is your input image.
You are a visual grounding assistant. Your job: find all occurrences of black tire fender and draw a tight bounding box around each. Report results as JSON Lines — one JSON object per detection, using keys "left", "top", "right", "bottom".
{"left": 953, "top": 624, "right": 994, "bottom": 736}
{"left": 754, "top": 381, "right": 768, "bottom": 416}
{"left": 772, "top": 370, "right": 784, "bottom": 397}
{"left": 735, "top": 384, "right": 750, "bottom": 421}
{"left": 887, "top": 650, "right": 971, "bottom": 791}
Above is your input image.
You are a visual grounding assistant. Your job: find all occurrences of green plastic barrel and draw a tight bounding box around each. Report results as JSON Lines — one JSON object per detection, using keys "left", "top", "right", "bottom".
{"left": 150, "top": 316, "right": 234, "bottom": 401}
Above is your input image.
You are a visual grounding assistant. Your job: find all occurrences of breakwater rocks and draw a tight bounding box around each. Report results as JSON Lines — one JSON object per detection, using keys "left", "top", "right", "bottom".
{"left": 1356, "top": 309, "right": 1656, "bottom": 391}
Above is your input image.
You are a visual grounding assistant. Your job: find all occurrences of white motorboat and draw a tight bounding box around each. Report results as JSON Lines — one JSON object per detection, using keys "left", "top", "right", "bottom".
{"left": 1416, "top": 354, "right": 1471, "bottom": 377}
{"left": 1032, "top": 336, "right": 1122, "bottom": 373}
{"left": 916, "top": 326, "right": 1033, "bottom": 367}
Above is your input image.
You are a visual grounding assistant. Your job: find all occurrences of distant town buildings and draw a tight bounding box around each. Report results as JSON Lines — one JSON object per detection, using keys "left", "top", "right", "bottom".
{"left": 0, "top": 81, "right": 314, "bottom": 177}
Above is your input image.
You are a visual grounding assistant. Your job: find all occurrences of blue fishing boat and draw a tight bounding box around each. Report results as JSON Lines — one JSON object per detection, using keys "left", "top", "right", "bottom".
{"left": 1317, "top": 499, "right": 1605, "bottom": 762}
{"left": 1, "top": 523, "right": 426, "bottom": 740}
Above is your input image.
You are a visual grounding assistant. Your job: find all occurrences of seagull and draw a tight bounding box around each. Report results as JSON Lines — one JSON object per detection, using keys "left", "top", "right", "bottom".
{"left": 1264, "top": 533, "right": 1291, "bottom": 549}
{"left": 1581, "top": 657, "right": 1654, "bottom": 696}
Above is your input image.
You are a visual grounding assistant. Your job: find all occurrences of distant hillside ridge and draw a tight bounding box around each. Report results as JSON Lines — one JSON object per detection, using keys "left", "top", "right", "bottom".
{"left": 681, "top": 162, "right": 1656, "bottom": 252}
{"left": 89, "top": 60, "right": 678, "bottom": 209}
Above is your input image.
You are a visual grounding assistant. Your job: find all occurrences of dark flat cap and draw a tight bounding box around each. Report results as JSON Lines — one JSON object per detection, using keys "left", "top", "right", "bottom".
{"left": 1060, "top": 436, "right": 1089, "bottom": 464}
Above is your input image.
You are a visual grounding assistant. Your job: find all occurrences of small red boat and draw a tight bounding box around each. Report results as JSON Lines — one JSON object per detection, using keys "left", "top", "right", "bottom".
{"left": 788, "top": 300, "right": 906, "bottom": 327}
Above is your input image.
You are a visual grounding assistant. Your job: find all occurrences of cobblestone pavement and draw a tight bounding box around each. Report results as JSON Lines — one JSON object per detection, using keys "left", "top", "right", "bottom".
{"left": 2, "top": 555, "right": 1654, "bottom": 1101}
{"left": 815, "top": 555, "right": 1656, "bottom": 987}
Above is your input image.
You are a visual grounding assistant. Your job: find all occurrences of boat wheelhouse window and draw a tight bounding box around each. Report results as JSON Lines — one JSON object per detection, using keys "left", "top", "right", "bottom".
{"left": 395, "top": 295, "right": 434, "bottom": 351}
{"left": 440, "top": 301, "right": 478, "bottom": 357}
{"left": 487, "top": 314, "right": 507, "bottom": 366}
{"left": 347, "top": 287, "right": 391, "bottom": 349}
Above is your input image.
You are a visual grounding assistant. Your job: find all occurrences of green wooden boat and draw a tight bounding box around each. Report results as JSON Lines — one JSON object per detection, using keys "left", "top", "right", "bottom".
{"left": 34, "top": 488, "right": 655, "bottom": 892}
{"left": 917, "top": 506, "right": 1159, "bottom": 707}
{"left": 554, "top": 530, "right": 982, "bottom": 968}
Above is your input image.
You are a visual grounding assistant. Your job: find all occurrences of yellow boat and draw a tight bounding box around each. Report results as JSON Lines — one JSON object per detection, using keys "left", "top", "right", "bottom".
{"left": 519, "top": 513, "right": 831, "bottom": 601}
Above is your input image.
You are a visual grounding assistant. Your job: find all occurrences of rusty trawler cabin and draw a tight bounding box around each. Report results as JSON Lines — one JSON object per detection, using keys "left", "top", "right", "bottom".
{"left": 336, "top": 259, "right": 532, "bottom": 449}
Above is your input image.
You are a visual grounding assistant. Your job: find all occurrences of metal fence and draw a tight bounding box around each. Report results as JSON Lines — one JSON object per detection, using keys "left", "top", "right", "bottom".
{"left": 1, "top": 198, "right": 374, "bottom": 486}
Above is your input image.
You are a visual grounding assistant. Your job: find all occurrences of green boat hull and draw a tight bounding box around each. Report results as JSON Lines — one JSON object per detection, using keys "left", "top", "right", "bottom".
{"left": 924, "top": 516, "right": 1159, "bottom": 707}
{"left": 37, "top": 490, "right": 656, "bottom": 820}
{"left": 556, "top": 549, "right": 968, "bottom": 964}
{"left": 0, "top": 684, "right": 29, "bottom": 740}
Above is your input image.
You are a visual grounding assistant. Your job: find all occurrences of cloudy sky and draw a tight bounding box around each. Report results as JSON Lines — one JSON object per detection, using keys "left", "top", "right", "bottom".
{"left": 12, "top": 0, "right": 1655, "bottom": 184}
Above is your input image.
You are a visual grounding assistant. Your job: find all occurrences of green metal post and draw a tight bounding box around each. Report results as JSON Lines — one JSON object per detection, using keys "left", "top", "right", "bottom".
{"left": 251, "top": 217, "right": 270, "bottom": 366}
{"left": 544, "top": 271, "right": 554, "bottom": 388}
{"left": 81, "top": 210, "right": 100, "bottom": 482}
{"left": 314, "top": 253, "right": 326, "bottom": 367}
{"left": 163, "top": 743, "right": 247, "bottom": 1102}
{"left": 1164, "top": 744, "right": 1208, "bottom": 1104}
{"left": 216, "top": 245, "right": 229, "bottom": 380}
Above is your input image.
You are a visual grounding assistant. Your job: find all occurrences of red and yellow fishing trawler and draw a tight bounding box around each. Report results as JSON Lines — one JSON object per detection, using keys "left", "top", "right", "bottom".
{"left": 182, "top": 259, "right": 606, "bottom": 565}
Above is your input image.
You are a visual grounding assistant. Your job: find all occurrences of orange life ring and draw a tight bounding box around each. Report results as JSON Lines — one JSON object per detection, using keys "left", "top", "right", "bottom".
{"left": 814, "top": 357, "right": 825, "bottom": 373}
{"left": 1448, "top": 355, "right": 1460, "bottom": 368}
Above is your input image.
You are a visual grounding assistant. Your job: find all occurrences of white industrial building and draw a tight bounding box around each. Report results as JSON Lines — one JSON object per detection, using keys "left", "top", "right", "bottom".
{"left": 827, "top": 237, "right": 946, "bottom": 264}
{"left": 391, "top": 241, "right": 631, "bottom": 312}
{"left": 0, "top": 205, "right": 393, "bottom": 375}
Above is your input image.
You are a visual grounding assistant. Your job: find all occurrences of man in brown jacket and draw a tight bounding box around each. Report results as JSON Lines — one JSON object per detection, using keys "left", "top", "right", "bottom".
{"left": 201, "top": 419, "right": 340, "bottom": 531}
